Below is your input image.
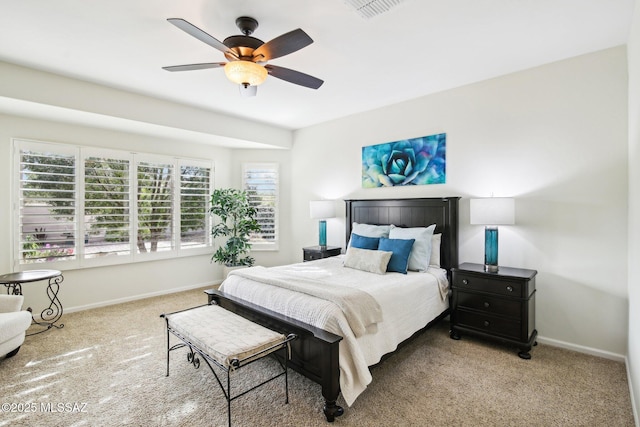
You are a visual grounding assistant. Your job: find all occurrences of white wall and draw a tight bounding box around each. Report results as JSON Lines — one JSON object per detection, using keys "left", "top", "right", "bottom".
{"left": 627, "top": 0, "right": 640, "bottom": 421}
{"left": 0, "top": 113, "right": 232, "bottom": 312}
{"left": 292, "top": 47, "right": 629, "bottom": 356}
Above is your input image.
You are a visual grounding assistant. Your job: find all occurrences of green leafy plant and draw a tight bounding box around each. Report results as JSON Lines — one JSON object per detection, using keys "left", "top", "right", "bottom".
{"left": 22, "top": 234, "right": 40, "bottom": 260}
{"left": 209, "top": 188, "right": 261, "bottom": 267}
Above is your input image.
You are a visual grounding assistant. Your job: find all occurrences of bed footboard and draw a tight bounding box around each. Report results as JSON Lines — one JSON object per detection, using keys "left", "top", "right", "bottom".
{"left": 205, "top": 289, "right": 344, "bottom": 422}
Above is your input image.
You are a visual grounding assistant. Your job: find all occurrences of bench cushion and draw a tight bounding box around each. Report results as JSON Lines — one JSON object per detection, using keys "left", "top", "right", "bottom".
{"left": 166, "top": 305, "right": 286, "bottom": 369}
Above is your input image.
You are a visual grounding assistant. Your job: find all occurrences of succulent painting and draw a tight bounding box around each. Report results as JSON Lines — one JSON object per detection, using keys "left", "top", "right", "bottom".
{"left": 362, "top": 133, "right": 446, "bottom": 188}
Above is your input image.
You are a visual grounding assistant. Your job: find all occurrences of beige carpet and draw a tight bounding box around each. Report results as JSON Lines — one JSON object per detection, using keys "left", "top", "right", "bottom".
{"left": 0, "top": 288, "right": 635, "bottom": 427}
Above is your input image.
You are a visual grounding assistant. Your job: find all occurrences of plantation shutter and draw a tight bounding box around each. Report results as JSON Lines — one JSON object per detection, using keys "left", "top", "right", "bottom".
{"left": 14, "top": 139, "right": 214, "bottom": 269}
{"left": 242, "top": 163, "right": 278, "bottom": 248}
{"left": 136, "top": 160, "right": 174, "bottom": 253}
{"left": 18, "top": 145, "right": 78, "bottom": 264}
{"left": 179, "top": 162, "right": 212, "bottom": 249}
{"left": 84, "top": 154, "right": 132, "bottom": 259}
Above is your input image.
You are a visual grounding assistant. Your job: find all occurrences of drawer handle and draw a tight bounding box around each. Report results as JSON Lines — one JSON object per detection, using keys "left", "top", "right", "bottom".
{"left": 506, "top": 285, "right": 513, "bottom": 292}
{"left": 483, "top": 320, "right": 490, "bottom": 327}
{"left": 483, "top": 302, "right": 490, "bottom": 308}
{"left": 462, "top": 279, "right": 469, "bottom": 285}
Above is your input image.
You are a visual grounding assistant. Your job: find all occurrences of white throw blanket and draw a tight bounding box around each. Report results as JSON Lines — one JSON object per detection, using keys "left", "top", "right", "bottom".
{"left": 220, "top": 257, "right": 448, "bottom": 406}
{"left": 228, "top": 266, "right": 382, "bottom": 338}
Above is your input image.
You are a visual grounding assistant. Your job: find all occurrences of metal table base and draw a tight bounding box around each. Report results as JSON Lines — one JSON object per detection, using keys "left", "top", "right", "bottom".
{"left": 1, "top": 270, "right": 64, "bottom": 335}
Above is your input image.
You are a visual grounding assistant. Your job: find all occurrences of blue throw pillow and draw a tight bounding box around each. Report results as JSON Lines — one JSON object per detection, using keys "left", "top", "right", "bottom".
{"left": 378, "top": 237, "right": 415, "bottom": 274}
{"left": 350, "top": 233, "right": 380, "bottom": 250}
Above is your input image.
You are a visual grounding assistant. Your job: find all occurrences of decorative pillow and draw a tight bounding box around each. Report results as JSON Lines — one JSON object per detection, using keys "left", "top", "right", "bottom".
{"left": 348, "top": 222, "right": 391, "bottom": 247}
{"left": 350, "top": 233, "right": 380, "bottom": 250}
{"left": 343, "top": 246, "right": 392, "bottom": 275}
{"left": 389, "top": 224, "right": 436, "bottom": 272}
{"left": 378, "top": 237, "right": 415, "bottom": 274}
{"left": 430, "top": 233, "right": 442, "bottom": 267}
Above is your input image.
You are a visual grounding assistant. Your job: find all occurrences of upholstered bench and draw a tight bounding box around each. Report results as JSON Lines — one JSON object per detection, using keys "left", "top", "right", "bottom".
{"left": 161, "top": 303, "right": 296, "bottom": 427}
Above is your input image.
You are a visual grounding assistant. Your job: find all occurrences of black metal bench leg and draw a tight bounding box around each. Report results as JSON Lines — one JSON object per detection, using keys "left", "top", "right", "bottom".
{"left": 165, "top": 319, "right": 170, "bottom": 377}
{"left": 227, "top": 371, "right": 232, "bottom": 427}
{"left": 285, "top": 350, "right": 289, "bottom": 404}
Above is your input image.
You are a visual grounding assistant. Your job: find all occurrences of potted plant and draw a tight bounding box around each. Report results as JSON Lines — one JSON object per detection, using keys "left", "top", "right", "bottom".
{"left": 209, "top": 188, "right": 261, "bottom": 274}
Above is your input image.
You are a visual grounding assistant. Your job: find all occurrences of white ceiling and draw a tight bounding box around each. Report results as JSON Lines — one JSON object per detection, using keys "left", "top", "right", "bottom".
{"left": 0, "top": 0, "right": 634, "bottom": 131}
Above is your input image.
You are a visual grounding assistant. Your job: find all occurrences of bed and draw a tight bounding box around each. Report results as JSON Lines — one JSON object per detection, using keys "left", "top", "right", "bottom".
{"left": 205, "top": 197, "right": 459, "bottom": 422}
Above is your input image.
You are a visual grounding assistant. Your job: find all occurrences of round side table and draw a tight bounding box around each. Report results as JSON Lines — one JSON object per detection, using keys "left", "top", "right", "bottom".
{"left": 0, "top": 269, "right": 64, "bottom": 334}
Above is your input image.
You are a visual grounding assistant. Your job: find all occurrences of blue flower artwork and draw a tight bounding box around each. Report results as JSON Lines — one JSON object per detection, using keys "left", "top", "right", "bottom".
{"left": 362, "top": 133, "right": 446, "bottom": 188}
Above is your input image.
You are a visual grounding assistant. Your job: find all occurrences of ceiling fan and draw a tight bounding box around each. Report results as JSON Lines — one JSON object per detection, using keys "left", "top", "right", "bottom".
{"left": 163, "top": 17, "right": 324, "bottom": 97}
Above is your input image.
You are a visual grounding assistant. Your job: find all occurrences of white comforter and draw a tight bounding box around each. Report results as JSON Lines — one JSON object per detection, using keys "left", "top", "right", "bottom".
{"left": 219, "top": 255, "right": 449, "bottom": 406}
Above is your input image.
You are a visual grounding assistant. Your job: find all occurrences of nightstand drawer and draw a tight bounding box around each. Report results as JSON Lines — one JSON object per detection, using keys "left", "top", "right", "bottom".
{"left": 303, "top": 246, "right": 341, "bottom": 262}
{"left": 304, "top": 251, "right": 324, "bottom": 261}
{"left": 456, "top": 292, "right": 521, "bottom": 318}
{"left": 456, "top": 310, "right": 521, "bottom": 340}
{"left": 453, "top": 273, "right": 524, "bottom": 297}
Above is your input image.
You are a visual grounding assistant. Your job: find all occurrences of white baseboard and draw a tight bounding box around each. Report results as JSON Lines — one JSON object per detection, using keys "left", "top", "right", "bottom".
{"left": 536, "top": 334, "right": 626, "bottom": 362}
{"left": 45, "top": 280, "right": 223, "bottom": 317}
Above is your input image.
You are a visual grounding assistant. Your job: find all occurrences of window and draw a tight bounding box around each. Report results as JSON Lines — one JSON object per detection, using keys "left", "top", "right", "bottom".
{"left": 84, "top": 153, "right": 131, "bottom": 259}
{"left": 179, "top": 162, "right": 212, "bottom": 250}
{"left": 242, "top": 163, "right": 279, "bottom": 250}
{"left": 13, "top": 139, "right": 213, "bottom": 270}
{"left": 136, "top": 159, "right": 175, "bottom": 253}
{"left": 18, "top": 143, "right": 78, "bottom": 263}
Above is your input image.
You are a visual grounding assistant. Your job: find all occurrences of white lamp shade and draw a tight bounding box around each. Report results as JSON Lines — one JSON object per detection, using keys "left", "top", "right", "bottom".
{"left": 470, "top": 198, "right": 515, "bottom": 225}
{"left": 310, "top": 200, "right": 336, "bottom": 219}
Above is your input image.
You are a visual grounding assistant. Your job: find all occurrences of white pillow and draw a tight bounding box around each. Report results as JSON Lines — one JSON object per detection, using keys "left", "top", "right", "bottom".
{"left": 343, "top": 246, "right": 392, "bottom": 275}
{"left": 388, "top": 224, "right": 436, "bottom": 271}
{"left": 430, "top": 233, "right": 442, "bottom": 267}
{"left": 348, "top": 222, "right": 391, "bottom": 247}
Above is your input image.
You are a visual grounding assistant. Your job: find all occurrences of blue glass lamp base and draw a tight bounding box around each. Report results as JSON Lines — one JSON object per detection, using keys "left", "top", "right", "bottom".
{"left": 484, "top": 227, "right": 499, "bottom": 273}
{"left": 318, "top": 220, "right": 327, "bottom": 248}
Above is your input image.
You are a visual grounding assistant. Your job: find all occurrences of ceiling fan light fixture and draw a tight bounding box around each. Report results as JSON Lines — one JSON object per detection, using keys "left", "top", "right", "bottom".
{"left": 224, "top": 60, "right": 267, "bottom": 86}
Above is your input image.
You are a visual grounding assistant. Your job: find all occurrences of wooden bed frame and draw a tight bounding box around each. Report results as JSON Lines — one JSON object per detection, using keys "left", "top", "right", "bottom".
{"left": 205, "top": 197, "right": 459, "bottom": 422}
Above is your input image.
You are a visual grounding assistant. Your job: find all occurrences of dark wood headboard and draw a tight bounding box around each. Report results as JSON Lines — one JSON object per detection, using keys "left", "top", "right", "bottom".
{"left": 344, "top": 197, "right": 460, "bottom": 274}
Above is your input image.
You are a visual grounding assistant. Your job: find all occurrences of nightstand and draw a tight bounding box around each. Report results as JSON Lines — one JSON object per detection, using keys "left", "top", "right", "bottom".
{"left": 450, "top": 262, "right": 538, "bottom": 359}
{"left": 303, "top": 246, "right": 341, "bottom": 262}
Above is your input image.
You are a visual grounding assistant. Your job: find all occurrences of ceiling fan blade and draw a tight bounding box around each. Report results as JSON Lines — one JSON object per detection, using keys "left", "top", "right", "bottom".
{"left": 253, "top": 29, "right": 313, "bottom": 61}
{"left": 265, "top": 64, "right": 323, "bottom": 89}
{"left": 162, "top": 62, "right": 226, "bottom": 72}
{"left": 167, "top": 18, "right": 238, "bottom": 60}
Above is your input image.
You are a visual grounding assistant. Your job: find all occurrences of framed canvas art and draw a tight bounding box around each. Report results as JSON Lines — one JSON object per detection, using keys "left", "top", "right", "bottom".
{"left": 362, "top": 133, "right": 446, "bottom": 188}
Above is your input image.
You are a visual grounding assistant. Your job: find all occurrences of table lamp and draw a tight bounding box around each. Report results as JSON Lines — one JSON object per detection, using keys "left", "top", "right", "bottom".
{"left": 309, "top": 200, "right": 335, "bottom": 248}
{"left": 470, "top": 197, "right": 515, "bottom": 273}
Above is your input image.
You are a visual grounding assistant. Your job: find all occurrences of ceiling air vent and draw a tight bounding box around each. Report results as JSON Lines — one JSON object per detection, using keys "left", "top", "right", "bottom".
{"left": 343, "top": 0, "right": 407, "bottom": 19}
